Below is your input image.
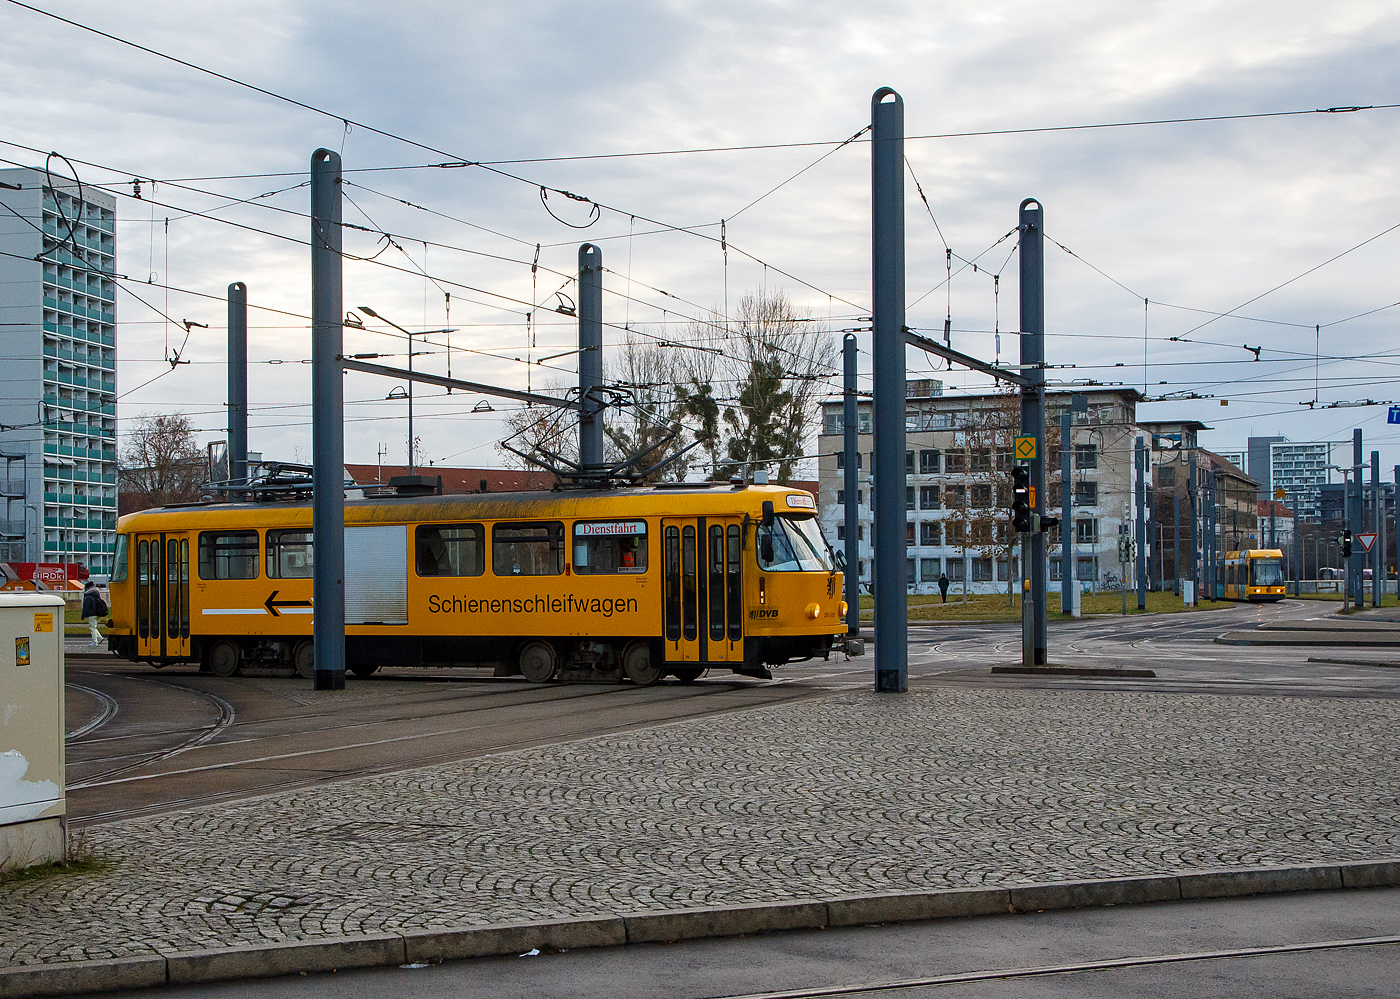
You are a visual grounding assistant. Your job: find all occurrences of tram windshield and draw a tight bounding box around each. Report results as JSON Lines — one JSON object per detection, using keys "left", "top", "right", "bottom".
{"left": 758, "top": 515, "right": 835, "bottom": 572}
{"left": 1250, "top": 558, "right": 1283, "bottom": 586}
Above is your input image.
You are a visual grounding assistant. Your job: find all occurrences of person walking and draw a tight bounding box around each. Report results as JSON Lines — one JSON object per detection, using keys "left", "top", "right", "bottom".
{"left": 82, "top": 579, "right": 107, "bottom": 647}
{"left": 938, "top": 572, "right": 950, "bottom": 604}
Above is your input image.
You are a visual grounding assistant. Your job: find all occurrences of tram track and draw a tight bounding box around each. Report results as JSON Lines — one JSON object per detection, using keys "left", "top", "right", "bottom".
{"left": 62, "top": 658, "right": 831, "bottom": 825}
{"left": 68, "top": 675, "right": 827, "bottom": 826}
{"left": 63, "top": 683, "right": 119, "bottom": 739}
{"left": 717, "top": 934, "right": 1400, "bottom": 998}
{"left": 66, "top": 674, "right": 235, "bottom": 789}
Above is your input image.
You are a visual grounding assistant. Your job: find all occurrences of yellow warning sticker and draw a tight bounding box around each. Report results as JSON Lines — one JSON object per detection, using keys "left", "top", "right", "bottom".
{"left": 32, "top": 612, "right": 53, "bottom": 633}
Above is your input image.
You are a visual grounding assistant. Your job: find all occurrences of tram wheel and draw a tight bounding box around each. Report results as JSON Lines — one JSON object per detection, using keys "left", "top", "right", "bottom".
{"left": 518, "top": 640, "right": 557, "bottom": 683}
{"left": 671, "top": 667, "right": 704, "bottom": 684}
{"left": 209, "top": 640, "right": 242, "bottom": 678}
{"left": 293, "top": 640, "right": 314, "bottom": 680}
{"left": 622, "top": 641, "right": 663, "bottom": 687}
{"left": 350, "top": 663, "right": 380, "bottom": 678}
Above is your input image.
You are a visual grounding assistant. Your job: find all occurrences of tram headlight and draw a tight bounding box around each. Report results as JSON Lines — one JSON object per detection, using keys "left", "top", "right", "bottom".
{"left": 806, "top": 602, "right": 821, "bottom": 620}
{"left": 840, "top": 601, "right": 848, "bottom": 617}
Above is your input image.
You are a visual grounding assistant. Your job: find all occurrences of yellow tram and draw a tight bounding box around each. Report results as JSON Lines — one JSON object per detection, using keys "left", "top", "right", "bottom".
{"left": 105, "top": 483, "right": 853, "bottom": 684}
{"left": 1220, "top": 548, "right": 1287, "bottom": 602}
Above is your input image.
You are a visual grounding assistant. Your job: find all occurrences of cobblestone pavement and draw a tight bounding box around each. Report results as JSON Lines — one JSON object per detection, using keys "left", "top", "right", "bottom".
{"left": 4, "top": 688, "right": 1400, "bottom": 966}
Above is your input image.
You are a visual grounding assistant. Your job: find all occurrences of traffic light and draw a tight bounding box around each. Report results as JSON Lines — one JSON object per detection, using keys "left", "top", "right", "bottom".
{"left": 1341, "top": 527, "right": 1352, "bottom": 559}
{"left": 1010, "top": 466, "right": 1031, "bottom": 533}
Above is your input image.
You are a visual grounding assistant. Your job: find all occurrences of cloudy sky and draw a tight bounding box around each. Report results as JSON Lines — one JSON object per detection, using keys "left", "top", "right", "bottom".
{"left": 2, "top": 0, "right": 1398, "bottom": 479}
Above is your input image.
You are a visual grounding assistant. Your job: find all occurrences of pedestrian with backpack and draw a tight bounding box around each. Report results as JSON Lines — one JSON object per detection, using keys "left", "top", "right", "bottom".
{"left": 82, "top": 579, "right": 107, "bottom": 646}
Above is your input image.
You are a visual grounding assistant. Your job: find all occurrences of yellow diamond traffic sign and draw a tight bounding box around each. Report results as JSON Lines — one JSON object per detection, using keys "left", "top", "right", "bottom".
{"left": 1014, "top": 436, "right": 1037, "bottom": 460}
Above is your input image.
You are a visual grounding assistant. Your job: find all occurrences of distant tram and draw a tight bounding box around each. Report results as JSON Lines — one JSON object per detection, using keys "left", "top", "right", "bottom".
{"left": 1219, "top": 548, "right": 1286, "bottom": 602}
{"left": 105, "top": 483, "right": 853, "bottom": 684}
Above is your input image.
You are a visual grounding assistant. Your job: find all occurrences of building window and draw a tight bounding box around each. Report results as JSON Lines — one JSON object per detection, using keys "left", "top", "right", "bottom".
{"left": 1157, "top": 466, "right": 1176, "bottom": 487}
{"left": 970, "top": 448, "right": 992, "bottom": 472}
{"left": 1076, "top": 556, "right": 1098, "bottom": 581}
{"left": 972, "top": 522, "right": 993, "bottom": 545}
{"left": 972, "top": 558, "right": 993, "bottom": 581}
{"left": 906, "top": 450, "right": 915, "bottom": 474}
{"left": 1076, "top": 519, "right": 1098, "bottom": 544}
{"left": 858, "top": 560, "right": 866, "bottom": 577}
{"left": 919, "top": 449, "right": 939, "bottom": 474}
{"left": 1074, "top": 481, "right": 1098, "bottom": 506}
{"left": 836, "top": 525, "right": 845, "bottom": 541}
{"left": 1048, "top": 482, "right": 1063, "bottom": 506}
{"left": 995, "top": 450, "right": 1012, "bottom": 471}
{"left": 945, "top": 521, "right": 965, "bottom": 545}
{"left": 920, "top": 485, "right": 940, "bottom": 510}
{"left": 906, "top": 558, "right": 916, "bottom": 583}
{"left": 945, "top": 451, "right": 967, "bottom": 474}
{"left": 947, "top": 558, "right": 965, "bottom": 581}
{"left": 1049, "top": 557, "right": 1062, "bottom": 581}
{"left": 920, "top": 521, "right": 938, "bottom": 546}
{"left": 920, "top": 557, "right": 939, "bottom": 582}
{"left": 838, "top": 490, "right": 845, "bottom": 505}
{"left": 997, "top": 557, "right": 1018, "bottom": 581}
{"left": 906, "top": 486, "right": 915, "bottom": 510}
{"left": 971, "top": 483, "right": 992, "bottom": 508}
{"left": 906, "top": 522, "right": 916, "bottom": 547}
{"left": 858, "top": 525, "right": 865, "bottom": 541}
{"left": 1075, "top": 443, "right": 1098, "bottom": 469}
{"left": 996, "top": 483, "right": 1010, "bottom": 508}
{"left": 948, "top": 484, "right": 967, "bottom": 509}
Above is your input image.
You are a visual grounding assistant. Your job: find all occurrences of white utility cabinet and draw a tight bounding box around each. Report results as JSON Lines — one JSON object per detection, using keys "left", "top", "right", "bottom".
{"left": 0, "top": 593, "right": 66, "bottom": 871}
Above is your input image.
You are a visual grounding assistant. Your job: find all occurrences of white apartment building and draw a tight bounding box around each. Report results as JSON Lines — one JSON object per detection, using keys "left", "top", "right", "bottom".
{"left": 1270, "top": 441, "right": 1333, "bottom": 523}
{"left": 817, "top": 384, "right": 1149, "bottom": 595}
{"left": 0, "top": 168, "right": 118, "bottom": 574}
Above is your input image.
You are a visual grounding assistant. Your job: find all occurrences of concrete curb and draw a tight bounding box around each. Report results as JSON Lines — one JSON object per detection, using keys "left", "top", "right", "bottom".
{"left": 2, "top": 859, "right": 1397, "bottom": 997}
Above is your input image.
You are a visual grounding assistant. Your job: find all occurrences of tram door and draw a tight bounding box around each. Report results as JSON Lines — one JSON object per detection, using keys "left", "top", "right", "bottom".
{"left": 661, "top": 518, "right": 743, "bottom": 663}
{"left": 135, "top": 533, "right": 190, "bottom": 660}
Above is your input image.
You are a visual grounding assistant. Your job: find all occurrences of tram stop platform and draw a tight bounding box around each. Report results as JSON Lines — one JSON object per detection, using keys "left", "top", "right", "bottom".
{"left": 2, "top": 686, "right": 1399, "bottom": 996}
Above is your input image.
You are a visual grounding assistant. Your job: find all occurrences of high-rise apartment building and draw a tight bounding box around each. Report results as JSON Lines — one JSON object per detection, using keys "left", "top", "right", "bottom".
{"left": 1270, "top": 441, "right": 1332, "bottom": 523}
{"left": 0, "top": 168, "right": 118, "bottom": 574}
{"left": 1247, "top": 436, "right": 1287, "bottom": 490}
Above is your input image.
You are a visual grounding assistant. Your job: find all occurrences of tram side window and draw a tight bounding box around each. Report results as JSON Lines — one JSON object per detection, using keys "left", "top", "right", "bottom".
{"left": 266, "top": 530, "right": 314, "bottom": 578}
{"left": 112, "top": 534, "right": 129, "bottom": 582}
{"left": 199, "top": 530, "right": 260, "bottom": 580}
{"left": 493, "top": 522, "right": 564, "bottom": 576}
{"left": 416, "top": 523, "right": 484, "bottom": 576}
{"left": 574, "top": 520, "right": 648, "bottom": 574}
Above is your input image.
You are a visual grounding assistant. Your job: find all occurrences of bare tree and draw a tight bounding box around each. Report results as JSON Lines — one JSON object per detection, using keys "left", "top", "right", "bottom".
{"left": 711, "top": 289, "right": 836, "bottom": 483}
{"left": 947, "top": 391, "right": 1063, "bottom": 605}
{"left": 604, "top": 333, "right": 690, "bottom": 482}
{"left": 496, "top": 392, "right": 577, "bottom": 475}
{"left": 119, "top": 412, "right": 205, "bottom": 513}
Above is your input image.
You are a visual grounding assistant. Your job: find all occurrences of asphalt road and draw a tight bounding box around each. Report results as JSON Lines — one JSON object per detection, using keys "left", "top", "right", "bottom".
{"left": 99, "top": 887, "right": 1400, "bottom": 999}
{"left": 62, "top": 599, "right": 1400, "bottom": 826}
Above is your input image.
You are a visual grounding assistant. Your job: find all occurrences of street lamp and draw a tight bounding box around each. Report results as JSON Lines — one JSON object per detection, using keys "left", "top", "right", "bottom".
{"left": 355, "top": 307, "right": 455, "bottom": 475}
